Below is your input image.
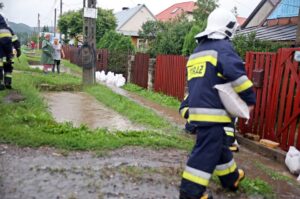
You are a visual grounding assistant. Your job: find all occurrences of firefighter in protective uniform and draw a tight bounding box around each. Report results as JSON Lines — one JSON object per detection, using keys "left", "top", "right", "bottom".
{"left": 0, "top": 12, "right": 21, "bottom": 90}
{"left": 179, "top": 8, "right": 256, "bottom": 199}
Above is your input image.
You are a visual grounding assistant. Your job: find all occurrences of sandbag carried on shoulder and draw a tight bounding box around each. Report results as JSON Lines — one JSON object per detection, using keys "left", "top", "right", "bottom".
{"left": 214, "top": 83, "right": 249, "bottom": 119}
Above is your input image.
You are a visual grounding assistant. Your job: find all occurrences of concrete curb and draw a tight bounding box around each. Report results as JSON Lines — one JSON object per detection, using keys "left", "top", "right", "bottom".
{"left": 236, "top": 133, "right": 287, "bottom": 164}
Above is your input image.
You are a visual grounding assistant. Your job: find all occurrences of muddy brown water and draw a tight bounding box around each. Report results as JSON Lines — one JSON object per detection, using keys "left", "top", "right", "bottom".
{"left": 43, "top": 92, "right": 145, "bottom": 131}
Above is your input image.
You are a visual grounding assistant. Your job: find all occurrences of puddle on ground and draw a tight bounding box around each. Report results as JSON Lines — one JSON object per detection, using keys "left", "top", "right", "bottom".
{"left": 43, "top": 92, "right": 145, "bottom": 131}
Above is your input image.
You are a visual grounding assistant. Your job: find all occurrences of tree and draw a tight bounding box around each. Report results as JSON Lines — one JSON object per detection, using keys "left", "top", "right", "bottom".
{"left": 58, "top": 8, "right": 116, "bottom": 44}
{"left": 193, "top": 0, "right": 219, "bottom": 22}
{"left": 182, "top": 23, "right": 204, "bottom": 56}
{"left": 42, "top": 25, "right": 50, "bottom": 32}
{"left": 97, "top": 30, "right": 134, "bottom": 52}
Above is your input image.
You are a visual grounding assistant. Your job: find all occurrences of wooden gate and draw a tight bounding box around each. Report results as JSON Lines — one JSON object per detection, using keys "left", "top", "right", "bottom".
{"left": 154, "top": 55, "right": 186, "bottom": 100}
{"left": 239, "top": 48, "right": 300, "bottom": 151}
{"left": 131, "top": 53, "right": 149, "bottom": 89}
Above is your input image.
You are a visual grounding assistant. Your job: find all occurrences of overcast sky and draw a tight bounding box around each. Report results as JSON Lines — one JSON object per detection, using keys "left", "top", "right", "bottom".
{"left": 1, "top": 0, "right": 261, "bottom": 27}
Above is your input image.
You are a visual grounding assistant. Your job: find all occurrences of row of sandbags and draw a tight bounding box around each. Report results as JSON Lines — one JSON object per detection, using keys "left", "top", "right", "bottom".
{"left": 95, "top": 71, "right": 126, "bottom": 87}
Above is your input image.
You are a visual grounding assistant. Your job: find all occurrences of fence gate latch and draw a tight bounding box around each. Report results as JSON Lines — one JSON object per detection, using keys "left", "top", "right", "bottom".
{"left": 252, "top": 69, "right": 264, "bottom": 88}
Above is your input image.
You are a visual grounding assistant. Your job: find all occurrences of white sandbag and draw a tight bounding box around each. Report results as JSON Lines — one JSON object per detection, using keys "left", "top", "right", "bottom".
{"left": 106, "top": 72, "right": 115, "bottom": 85}
{"left": 285, "top": 146, "right": 300, "bottom": 174}
{"left": 115, "top": 74, "right": 126, "bottom": 87}
{"left": 99, "top": 70, "right": 107, "bottom": 82}
{"left": 214, "top": 83, "right": 249, "bottom": 119}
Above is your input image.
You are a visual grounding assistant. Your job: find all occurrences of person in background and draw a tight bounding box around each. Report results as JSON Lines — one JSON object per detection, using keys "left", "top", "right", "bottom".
{"left": 52, "top": 38, "right": 65, "bottom": 74}
{"left": 0, "top": 12, "right": 21, "bottom": 90}
{"left": 41, "top": 34, "right": 53, "bottom": 74}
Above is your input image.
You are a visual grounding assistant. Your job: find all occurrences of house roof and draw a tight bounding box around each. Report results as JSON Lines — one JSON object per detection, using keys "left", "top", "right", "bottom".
{"left": 242, "top": 0, "right": 281, "bottom": 28}
{"left": 156, "top": 1, "right": 197, "bottom": 21}
{"left": 236, "top": 24, "right": 297, "bottom": 41}
{"left": 115, "top": 4, "right": 156, "bottom": 30}
{"left": 268, "top": 0, "right": 300, "bottom": 19}
{"left": 237, "top": 17, "right": 247, "bottom": 26}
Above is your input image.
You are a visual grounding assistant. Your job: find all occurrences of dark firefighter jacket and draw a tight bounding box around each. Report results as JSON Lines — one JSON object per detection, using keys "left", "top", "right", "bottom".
{"left": 186, "top": 38, "right": 256, "bottom": 127}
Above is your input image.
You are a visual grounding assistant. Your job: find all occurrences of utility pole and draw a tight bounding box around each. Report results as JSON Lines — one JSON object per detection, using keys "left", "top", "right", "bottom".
{"left": 54, "top": 8, "right": 57, "bottom": 37}
{"left": 59, "top": 0, "right": 62, "bottom": 42}
{"left": 37, "top": 13, "right": 40, "bottom": 49}
{"left": 81, "top": 0, "right": 97, "bottom": 85}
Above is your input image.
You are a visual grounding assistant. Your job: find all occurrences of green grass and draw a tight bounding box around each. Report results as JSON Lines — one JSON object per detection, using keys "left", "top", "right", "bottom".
{"left": 0, "top": 63, "right": 192, "bottom": 151}
{"left": 255, "top": 161, "right": 295, "bottom": 183}
{"left": 211, "top": 175, "right": 274, "bottom": 198}
{"left": 123, "top": 83, "right": 181, "bottom": 109}
{"left": 61, "top": 59, "right": 82, "bottom": 74}
{"left": 240, "top": 177, "right": 274, "bottom": 198}
{"left": 85, "top": 84, "right": 176, "bottom": 130}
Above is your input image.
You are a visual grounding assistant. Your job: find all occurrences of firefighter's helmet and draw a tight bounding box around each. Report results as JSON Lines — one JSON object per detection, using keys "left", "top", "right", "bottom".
{"left": 195, "top": 8, "right": 239, "bottom": 40}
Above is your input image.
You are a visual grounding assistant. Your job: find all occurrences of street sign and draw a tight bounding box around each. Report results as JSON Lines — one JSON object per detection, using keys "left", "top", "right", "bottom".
{"left": 84, "top": 8, "right": 97, "bottom": 19}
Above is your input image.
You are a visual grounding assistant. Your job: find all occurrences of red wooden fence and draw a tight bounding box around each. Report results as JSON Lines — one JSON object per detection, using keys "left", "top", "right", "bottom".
{"left": 131, "top": 53, "right": 149, "bottom": 89}
{"left": 96, "top": 49, "right": 109, "bottom": 71}
{"left": 154, "top": 55, "right": 187, "bottom": 100}
{"left": 239, "top": 48, "right": 300, "bottom": 151}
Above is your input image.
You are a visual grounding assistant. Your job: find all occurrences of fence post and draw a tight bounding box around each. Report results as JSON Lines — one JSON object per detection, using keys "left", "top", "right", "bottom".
{"left": 127, "top": 55, "right": 134, "bottom": 83}
{"left": 148, "top": 58, "right": 156, "bottom": 90}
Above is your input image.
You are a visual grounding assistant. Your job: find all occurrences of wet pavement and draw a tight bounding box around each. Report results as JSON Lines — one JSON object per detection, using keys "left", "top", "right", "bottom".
{"left": 43, "top": 92, "right": 145, "bottom": 131}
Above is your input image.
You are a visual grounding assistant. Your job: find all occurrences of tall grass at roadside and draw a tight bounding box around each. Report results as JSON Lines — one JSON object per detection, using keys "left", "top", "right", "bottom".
{"left": 123, "top": 83, "right": 181, "bottom": 109}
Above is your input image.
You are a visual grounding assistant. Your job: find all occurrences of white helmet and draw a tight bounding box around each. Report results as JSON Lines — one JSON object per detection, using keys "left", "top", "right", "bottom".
{"left": 195, "top": 8, "right": 239, "bottom": 40}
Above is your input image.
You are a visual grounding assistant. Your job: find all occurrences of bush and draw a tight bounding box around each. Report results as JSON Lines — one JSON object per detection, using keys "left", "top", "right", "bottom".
{"left": 232, "top": 32, "right": 289, "bottom": 59}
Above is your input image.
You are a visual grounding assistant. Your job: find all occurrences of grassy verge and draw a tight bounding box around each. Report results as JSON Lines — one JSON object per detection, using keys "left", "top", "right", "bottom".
{"left": 85, "top": 84, "right": 176, "bottom": 131}
{"left": 0, "top": 64, "right": 192, "bottom": 151}
{"left": 123, "top": 83, "right": 181, "bottom": 109}
{"left": 61, "top": 59, "right": 82, "bottom": 74}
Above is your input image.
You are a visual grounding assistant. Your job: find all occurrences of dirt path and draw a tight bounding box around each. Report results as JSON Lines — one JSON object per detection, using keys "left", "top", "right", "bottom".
{"left": 43, "top": 91, "right": 145, "bottom": 131}
{"left": 1, "top": 143, "right": 300, "bottom": 199}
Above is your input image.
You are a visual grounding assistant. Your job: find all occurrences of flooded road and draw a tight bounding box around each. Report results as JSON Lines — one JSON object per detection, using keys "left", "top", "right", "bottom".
{"left": 43, "top": 92, "right": 144, "bottom": 131}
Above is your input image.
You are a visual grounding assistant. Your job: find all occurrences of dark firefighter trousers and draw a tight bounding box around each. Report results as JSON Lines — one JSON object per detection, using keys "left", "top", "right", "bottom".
{"left": 0, "top": 37, "right": 13, "bottom": 87}
{"left": 180, "top": 124, "right": 239, "bottom": 198}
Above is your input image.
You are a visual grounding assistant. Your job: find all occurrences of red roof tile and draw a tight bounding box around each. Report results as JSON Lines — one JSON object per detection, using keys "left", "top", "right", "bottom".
{"left": 156, "top": 1, "right": 197, "bottom": 22}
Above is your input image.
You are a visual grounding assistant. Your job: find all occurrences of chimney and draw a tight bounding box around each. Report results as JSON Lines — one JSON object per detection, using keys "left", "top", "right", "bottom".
{"left": 122, "top": 7, "right": 129, "bottom": 10}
